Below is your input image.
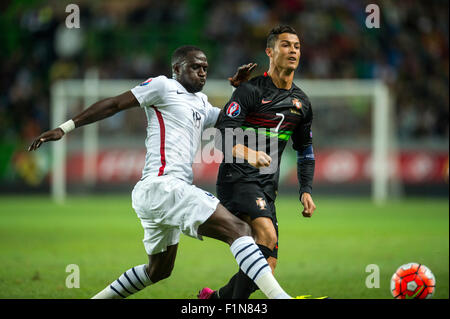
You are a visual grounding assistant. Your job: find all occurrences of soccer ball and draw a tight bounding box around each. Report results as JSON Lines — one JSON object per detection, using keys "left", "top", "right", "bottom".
{"left": 391, "top": 263, "right": 436, "bottom": 299}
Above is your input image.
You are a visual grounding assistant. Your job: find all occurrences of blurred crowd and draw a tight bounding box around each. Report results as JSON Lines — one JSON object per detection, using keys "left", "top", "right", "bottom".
{"left": 1, "top": 0, "right": 448, "bottom": 150}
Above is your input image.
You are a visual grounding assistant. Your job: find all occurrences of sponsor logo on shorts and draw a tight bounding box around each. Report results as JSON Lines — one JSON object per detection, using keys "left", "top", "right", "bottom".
{"left": 226, "top": 102, "right": 241, "bottom": 118}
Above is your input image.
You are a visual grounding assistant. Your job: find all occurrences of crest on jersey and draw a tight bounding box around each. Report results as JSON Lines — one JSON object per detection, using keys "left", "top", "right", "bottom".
{"left": 140, "top": 78, "right": 153, "bottom": 86}
{"left": 226, "top": 102, "right": 241, "bottom": 118}
{"left": 292, "top": 98, "right": 302, "bottom": 109}
{"left": 256, "top": 197, "right": 267, "bottom": 210}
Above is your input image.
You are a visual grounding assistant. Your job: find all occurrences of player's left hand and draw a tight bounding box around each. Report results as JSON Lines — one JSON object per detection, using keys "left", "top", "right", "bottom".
{"left": 229, "top": 63, "right": 257, "bottom": 87}
{"left": 300, "top": 193, "right": 316, "bottom": 218}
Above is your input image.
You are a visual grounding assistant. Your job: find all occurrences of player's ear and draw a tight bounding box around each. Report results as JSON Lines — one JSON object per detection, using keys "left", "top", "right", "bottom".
{"left": 265, "top": 47, "right": 273, "bottom": 58}
{"left": 172, "top": 63, "right": 181, "bottom": 79}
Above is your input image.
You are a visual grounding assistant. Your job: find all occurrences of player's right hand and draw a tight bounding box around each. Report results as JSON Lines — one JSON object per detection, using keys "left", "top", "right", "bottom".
{"left": 249, "top": 150, "right": 272, "bottom": 168}
{"left": 28, "top": 128, "right": 65, "bottom": 151}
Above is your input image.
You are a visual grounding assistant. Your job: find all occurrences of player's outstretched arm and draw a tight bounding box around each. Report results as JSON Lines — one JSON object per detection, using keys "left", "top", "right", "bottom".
{"left": 228, "top": 63, "right": 257, "bottom": 87}
{"left": 28, "top": 91, "right": 139, "bottom": 151}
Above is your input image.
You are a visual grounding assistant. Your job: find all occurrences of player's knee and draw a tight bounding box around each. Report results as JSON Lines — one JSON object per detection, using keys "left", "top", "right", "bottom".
{"left": 233, "top": 218, "right": 252, "bottom": 239}
{"left": 257, "top": 233, "right": 278, "bottom": 251}
{"left": 148, "top": 269, "right": 172, "bottom": 283}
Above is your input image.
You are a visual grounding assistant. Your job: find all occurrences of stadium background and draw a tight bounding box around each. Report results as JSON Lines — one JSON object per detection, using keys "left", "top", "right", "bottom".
{"left": 0, "top": 0, "right": 448, "bottom": 299}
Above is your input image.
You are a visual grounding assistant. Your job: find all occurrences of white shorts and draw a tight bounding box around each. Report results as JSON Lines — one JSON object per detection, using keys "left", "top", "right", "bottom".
{"left": 131, "top": 175, "right": 220, "bottom": 255}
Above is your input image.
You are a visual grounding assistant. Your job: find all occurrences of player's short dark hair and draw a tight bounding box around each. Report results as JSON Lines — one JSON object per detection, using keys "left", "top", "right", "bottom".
{"left": 171, "top": 45, "right": 204, "bottom": 66}
{"left": 266, "top": 25, "right": 298, "bottom": 48}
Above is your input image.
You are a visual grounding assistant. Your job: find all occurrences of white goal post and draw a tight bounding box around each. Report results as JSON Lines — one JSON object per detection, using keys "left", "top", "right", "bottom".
{"left": 50, "top": 75, "right": 393, "bottom": 204}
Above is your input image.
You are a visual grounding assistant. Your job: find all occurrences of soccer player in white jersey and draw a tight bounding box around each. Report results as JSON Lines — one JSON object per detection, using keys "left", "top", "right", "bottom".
{"left": 28, "top": 46, "right": 293, "bottom": 299}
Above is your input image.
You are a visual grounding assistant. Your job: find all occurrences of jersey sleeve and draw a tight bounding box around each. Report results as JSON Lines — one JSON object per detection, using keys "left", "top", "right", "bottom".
{"left": 199, "top": 94, "right": 221, "bottom": 128}
{"left": 204, "top": 104, "right": 221, "bottom": 128}
{"left": 214, "top": 83, "right": 258, "bottom": 158}
{"left": 215, "top": 83, "right": 258, "bottom": 130}
{"left": 291, "top": 101, "right": 313, "bottom": 152}
{"left": 130, "top": 75, "right": 169, "bottom": 108}
{"left": 291, "top": 101, "right": 315, "bottom": 197}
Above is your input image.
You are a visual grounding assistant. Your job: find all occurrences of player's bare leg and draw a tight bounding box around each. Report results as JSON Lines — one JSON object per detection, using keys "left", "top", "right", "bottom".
{"left": 198, "top": 204, "right": 251, "bottom": 245}
{"left": 201, "top": 216, "right": 278, "bottom": 299}
{"left": 197, "top": 203, "right": 291, "bottom": 299}
{"left": 146, "top": 244, "right": 178, "bottom": 282}
{"left": 199, "top": 213, "right": 327, "bottom": 299}
{"left": 247, "top": 216, "right": 278, "bottom": 272}
{"left": 91, "top": 244, "right": 178, "bottom": 299}
{"left": 239, "top": 215, "right": 278, "bottom": 270}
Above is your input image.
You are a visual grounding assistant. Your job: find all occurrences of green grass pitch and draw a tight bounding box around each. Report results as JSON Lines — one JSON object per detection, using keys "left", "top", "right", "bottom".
{"left": 0, "top": 195, "right": 448, "bottom": 299}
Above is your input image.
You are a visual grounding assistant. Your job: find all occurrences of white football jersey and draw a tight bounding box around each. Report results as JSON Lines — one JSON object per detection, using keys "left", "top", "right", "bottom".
{"left": 131, "top": 75, "right": 220, "bottom": 184}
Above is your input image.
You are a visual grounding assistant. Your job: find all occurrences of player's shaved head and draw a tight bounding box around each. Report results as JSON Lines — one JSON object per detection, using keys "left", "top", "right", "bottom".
{"left": 171, "top": 45, "right": 204, "bottom": 67}
{"left": 266, "top": 25, "right": 298, "bottom": 48}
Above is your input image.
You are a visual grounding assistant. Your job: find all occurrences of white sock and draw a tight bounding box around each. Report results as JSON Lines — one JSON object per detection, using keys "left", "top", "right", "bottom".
{"left": 254, "top": 272, "right": 291, "bottom": 299}
{"left": 230, "top": 236, "right": 291, "bottom": 299}
{"left": 91, "top": 264, "right": 152, "bottom": 299}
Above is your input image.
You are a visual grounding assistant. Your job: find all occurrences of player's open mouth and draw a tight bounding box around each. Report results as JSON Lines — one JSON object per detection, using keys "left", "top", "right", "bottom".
{"left": 288, "top": 57, "right": 297, "bottom": 62}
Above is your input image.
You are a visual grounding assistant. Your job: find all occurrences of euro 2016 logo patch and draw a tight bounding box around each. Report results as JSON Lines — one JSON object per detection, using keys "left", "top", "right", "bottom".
{"left": 140, "top": 78, "right": 153, "bottom": 86}
{"left": 226, "top": 102, "right": 241, "bottom": 118}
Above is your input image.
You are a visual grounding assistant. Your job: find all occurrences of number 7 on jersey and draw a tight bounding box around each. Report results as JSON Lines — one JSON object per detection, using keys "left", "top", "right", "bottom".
{"left": 274, "top": 113, "right": 285, "bottom": 132}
